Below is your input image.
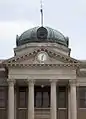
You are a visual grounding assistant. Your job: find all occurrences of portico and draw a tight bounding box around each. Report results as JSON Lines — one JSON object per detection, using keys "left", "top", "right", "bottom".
{"left": 6, "top": 61, "right": 77, "bottom": 119}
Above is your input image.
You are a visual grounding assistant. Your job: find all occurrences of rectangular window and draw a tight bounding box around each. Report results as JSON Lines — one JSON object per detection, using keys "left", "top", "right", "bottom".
{"left": 58, "top": 87, "right": 67, "bottom": 108}
{"left": 0, "top": 87, "right": 8, "bottom": 119}
{"left": 35, "top": 92, "right": 42, "bottom": 108}
{"left": 0, "top": 87, "right": 7, "bottom": 108}
{"left": 18, "top": 109, "right": 27, "bottom": 119}
{"left": 78, "top": 87, "right": 86, "bottom": 108}
{"left": 43, "top": 92, "right": 50, "bottom": 108}
{"left": 18, "top": 87, "right": 27, "bottom": 108}
{"left": 34, "top": 86, "right": 50, "bottom": 108}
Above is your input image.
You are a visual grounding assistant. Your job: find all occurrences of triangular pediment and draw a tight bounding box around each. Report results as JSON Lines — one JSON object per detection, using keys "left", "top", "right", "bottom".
{"left": 3, "top": 48, "right": 80, "bottom": 65}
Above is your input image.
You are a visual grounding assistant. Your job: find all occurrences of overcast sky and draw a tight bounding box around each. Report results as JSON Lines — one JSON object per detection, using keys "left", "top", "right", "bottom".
{"left": 0, "top": 0, "right": 86, "bottom": 60}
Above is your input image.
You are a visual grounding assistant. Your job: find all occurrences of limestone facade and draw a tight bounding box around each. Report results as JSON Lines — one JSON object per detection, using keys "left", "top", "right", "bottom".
{"left": 0, "top": 42, "right": 86, "bottom": 119}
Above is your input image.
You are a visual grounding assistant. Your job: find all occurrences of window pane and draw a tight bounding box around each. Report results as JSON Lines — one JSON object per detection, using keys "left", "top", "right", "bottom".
{"left": 0, "top": 109, "right": 7, "bottom": 119}
{"left": 0, "top": 92, "right": 5, "bottom": 99}
{"left": 59, "top": 92, "right": 65, "bottom": 99}
{"left": 58, "top": 99, "right": 66, "bottom": 108}
{"left": 78, "top": 87, "right": 86, "bottom": 108}
{"left": 36, "top": 92, "right": 42, "bottom": 108}
{"left": 43, "top": 92, "right": 49, "bottom": 108}
{"left": 58, "top": 87, "right": 66, "bottom": 108}
{"left": 35, "top": 86, "right": 50, "bottom": 108}
{"left": 79, "top": 87, "right": 86, "bottom": 99}
{"left": 19, "top": 92, "right": 26, "bottom": 107}
{"left": 0, "top": 87, "right": 7, "bottom": 119}
{"left": 18, "top": 87, "right": 27, "bottom": 108}
{"left": 18, "top": 109, "right": 27, "bottom": 119}
{"left": 79, "top": 99, "right": 86, "bottom": 108}
{"left": 0, "top": 87, "right": 7, "bottom": 107}
{"left": 58, "top": 109, "right": 67, "bottom": 119}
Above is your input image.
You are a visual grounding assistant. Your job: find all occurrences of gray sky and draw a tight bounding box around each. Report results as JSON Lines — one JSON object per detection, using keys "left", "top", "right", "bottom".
{"left": 0, "top": 0, "right": 86, "bottom": 60}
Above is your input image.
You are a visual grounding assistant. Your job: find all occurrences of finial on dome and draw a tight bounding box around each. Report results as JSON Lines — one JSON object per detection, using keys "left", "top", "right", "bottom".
{"left": 40, "top": 0, "right": 44, "bottom": 26}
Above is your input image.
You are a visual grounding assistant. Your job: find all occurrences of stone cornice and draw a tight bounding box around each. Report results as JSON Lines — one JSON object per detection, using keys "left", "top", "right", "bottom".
{"left": 5, "top": 63, "right": 79, "bottom": 69}
{"left": 4, "top": 47, "right": 79, "bottom": 64}
{"left": 14, "top": 42, "right": 70, "bottom": 53}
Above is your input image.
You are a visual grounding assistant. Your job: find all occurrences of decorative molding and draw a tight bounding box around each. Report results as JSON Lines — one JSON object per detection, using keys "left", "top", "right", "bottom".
{"left": 7, "top": 78, "right": 16, "bottom": 86}
{"left": 3, "top": 47, "right": 79, "bottom": 64}
{"left": 14, "top": 42, "right": 70, "bottom": 53}
{"left": 69, "top": 79, "right": 77, "bottom": 86}
{"left": 49, "top": 79, "right": 58, "bottom": 83}
{"left": 27, "top": 79, "right": 35, "bottom": 86}
{"left": 5, "top": 63, "right": 80, "bottom": 69}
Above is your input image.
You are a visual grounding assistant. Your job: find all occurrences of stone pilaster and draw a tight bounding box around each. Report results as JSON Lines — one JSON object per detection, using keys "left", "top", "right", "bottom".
{"left": 7, "top": 79, "right": 15, "bottom": 119}
{"left": 50, "top": 80, "right": 57, "bottom": 119}
{"left": 27, "top": 79, "right": 34, "bottom": 119}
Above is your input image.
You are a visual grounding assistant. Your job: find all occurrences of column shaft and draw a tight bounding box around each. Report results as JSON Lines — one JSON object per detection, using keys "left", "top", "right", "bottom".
{"left": 51, "top": 80, "right": 57, "bottom": 119}
{"left": 68, "top": 87, "right": 71, "bottom": 119}
{"left": 28, "top": 80, "right": 34, "bottom": 119}
{"left": 70, "top": 80, "right": 77, "bottom": 119}
{"left": 8, "top": 79, "right": 15, "bottom": 119}
{"left": 14, "top": 89, "right": 16, "bottom": 119}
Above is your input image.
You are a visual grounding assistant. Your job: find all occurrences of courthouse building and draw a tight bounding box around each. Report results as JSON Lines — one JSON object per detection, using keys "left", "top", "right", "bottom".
{"left": 0, "top": 26, "right": 86, "bottom": 119}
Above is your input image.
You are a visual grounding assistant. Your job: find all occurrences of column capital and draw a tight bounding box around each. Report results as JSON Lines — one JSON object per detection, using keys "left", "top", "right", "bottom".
{"left": 7, "top": 79, "right": 16, "bottom": 86}
{"left": 69, "top": 79, "right": 77, "bottom": 86}
{"left": 27, "top": 79, "right": 35, "bottom": 85}
{"left": 49, "top": 79, "right": 58, "bottom": 83}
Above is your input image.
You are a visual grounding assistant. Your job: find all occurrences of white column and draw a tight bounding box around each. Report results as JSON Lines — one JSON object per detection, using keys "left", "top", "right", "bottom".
{"left": 50, "top": 80, "right": 57, "bottom": 119}
{"left": 14, "top": 89, "right": 16, "bottom": 119}
{"left": 68, "top": 86, "right": 71, "bottom": 119}
{"left": 70, "top": 80, "right": 77, "bottom": 119}
{"left": 8, "top": 79, "right": 15, "bottom": 119}
{"left": 27, "top": 80, "right": 34, "bottom": 119}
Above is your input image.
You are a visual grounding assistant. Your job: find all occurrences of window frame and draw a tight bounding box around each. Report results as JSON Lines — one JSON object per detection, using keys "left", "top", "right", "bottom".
{"left": 17, "top": 87, "right": 28, "bottom": 108}
{"left": 78, "top": 86, "right": 86, "bottom": 108}
{"left": 34, "top": 86, "right": 50, "bottom": 108}
{"left": 0, "top": 87, "right": 8, "bottom": 108}
{"left": 57, "top": 86, "right": 68, "bottom": 109}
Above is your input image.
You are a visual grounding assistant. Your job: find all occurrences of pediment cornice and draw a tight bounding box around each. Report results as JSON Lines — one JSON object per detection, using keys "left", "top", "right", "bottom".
{"left": 5, "top": 63, "right": 79, "bottom": 69}
{"left": 3, "top": 47, "right": 80, "bottom": 65}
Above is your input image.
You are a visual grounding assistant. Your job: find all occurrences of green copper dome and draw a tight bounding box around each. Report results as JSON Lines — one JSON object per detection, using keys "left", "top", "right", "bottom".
{"left": 16, "top": 26, "right": 69, "bottom": 47}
